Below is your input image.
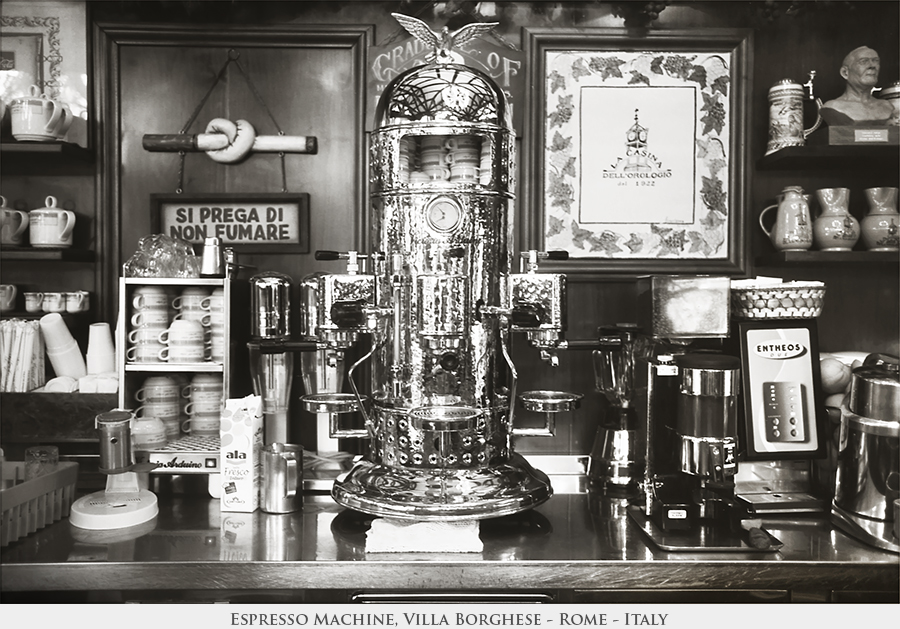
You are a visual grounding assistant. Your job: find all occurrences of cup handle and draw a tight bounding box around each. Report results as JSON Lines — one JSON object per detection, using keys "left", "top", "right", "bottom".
{"left": 182, "top": 385, "right": 192, "bottom": 399}
{"left": 130, "top": 312, "right": 144, "bottom": 327}
{"left": 12, "top": 211, "right": 28, "bottom": 238}
{"left": 136, "top": 389, "right": 147, "bottom": 402}
{"left": 285, "top": 453, "right": 299, "bottom": 501}
{"left": 159, "top": 347, "right": 169, "bottom": 362}
{"left": 158, "top": 330, "right": 169, "bottom": 344}
{"left": 126, "top": 346, "right": 137, "bottom": 361}
{"left": 758, "top": 204, "right": 777, "bottom": 238}
{"left": 55, "top": 105, "right": 74, "bottom": 138}
{"left": 172, "top": 297, "right": 183, "bottom": 309}
{"left": 184, "top": 402, "right": 194, "bottom": 415}
{"left": 44, "top": 100, "right": 63, "bottom": 135}
{"left": 181, "top": 419, "right": 192, "bottom": 433}
{"left": 58, "top": 210, "right": 76, "bottom": 240}
{"left": 200, "top": 297, "right": 212, "bottom": 310}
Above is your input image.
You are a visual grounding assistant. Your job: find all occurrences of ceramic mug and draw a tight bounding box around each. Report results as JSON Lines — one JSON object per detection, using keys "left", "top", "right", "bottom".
{"left": 172, "top": 287, "right": 211, "bottom": 311}
{"left": 10, "top": 85, "right": 74, "bottom": 142}
{"left": 174, "top": 306, "right": 211, "bottom": 327}
{"left": 201, "top": 288, "right": 225, "bottom": 312}
{"left": 189, "top": 373, "right": 224, "bottom": 403}
{"left": 130, "top": 307, "right": 169, "bottom": 328}
{"left": 450, "top": 165, "right": 481, "bottom": 182}
{"left": 128, "top": 325, "right": 168, "bottom": 345}
{"left": 126, "top": 344, "right": 163, "bottom": 363}
{"left": 41, "top": 291, "right": 66, "bottom": 313}
{"left": 65, "top": 291, "right": 88, "bottom": 313}
{"left": 135, "top": 375, "right": 187, "bottom": 403}
{"left": 0, "top": 284, "right": 17, "bottom": 312}
{"left": 23, "top": 291, "right": 44, "bottom": 313}
{"left": 29, "top": 197, "right": 75, "bottom": 248}
{"left": 134, "top": 400, "right": 181, "bottom": 421}
{"left": 1, "top": 197, "right": 29, "bottom": 246}
{"left": 182, "top": 413, "right": 220, "bottom": 436}
{"left": 132, "top": 286, "right": 169, "bottom": 310}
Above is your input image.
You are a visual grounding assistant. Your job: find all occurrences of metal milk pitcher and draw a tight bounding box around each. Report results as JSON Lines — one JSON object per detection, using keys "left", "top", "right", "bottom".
{"left": 766, "top": 73, "right": 822, "bottom": 155}
{"left": 759, "top": 186, "right": 813, "bottom": 251}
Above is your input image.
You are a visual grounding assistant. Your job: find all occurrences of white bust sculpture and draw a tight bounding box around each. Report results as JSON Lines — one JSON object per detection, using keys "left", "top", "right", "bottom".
{"left": 820, "top": 46, "right": 894, "bottom": 126}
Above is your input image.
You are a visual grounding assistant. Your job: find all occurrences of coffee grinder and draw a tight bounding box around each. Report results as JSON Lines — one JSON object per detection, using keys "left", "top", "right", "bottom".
{"left": 589, "top": 325, "right": 644, "bottom": 497}
{"left": 247, "top": 272, "right": 317, "bottom": 444}
{"left": 629, "top": 276, "right": 748, "bottom": 547}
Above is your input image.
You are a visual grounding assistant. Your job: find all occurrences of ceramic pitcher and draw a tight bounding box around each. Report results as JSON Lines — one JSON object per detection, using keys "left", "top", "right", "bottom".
{"left": 813, "top": 188, "right": 860, "bottom": 251}
{"left": 861, "top": 187, "right": 899, "bottom": 251}
{"left": 759, "top": 186, "right": 813, "bottom": 251}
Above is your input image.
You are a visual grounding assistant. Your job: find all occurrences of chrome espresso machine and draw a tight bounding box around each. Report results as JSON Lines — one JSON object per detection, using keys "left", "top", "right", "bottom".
{"left": 297, "top": 21, "right": 580, "bottom": 520}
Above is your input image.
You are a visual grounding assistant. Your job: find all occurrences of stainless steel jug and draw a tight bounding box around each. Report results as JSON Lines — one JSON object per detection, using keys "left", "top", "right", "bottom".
{"left": 832, "top": 353, "right": 899, "bottom": 553}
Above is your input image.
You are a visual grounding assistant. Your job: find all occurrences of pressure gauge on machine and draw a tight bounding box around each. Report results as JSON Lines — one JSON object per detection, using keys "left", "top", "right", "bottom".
{"left": 426, "top": 196, "right": 462, "bottom": 233}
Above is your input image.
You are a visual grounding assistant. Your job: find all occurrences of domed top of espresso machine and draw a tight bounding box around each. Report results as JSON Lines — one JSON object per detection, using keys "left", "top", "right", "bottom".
{"left": 374, "top": 61, "right": 512, "bottom": 129}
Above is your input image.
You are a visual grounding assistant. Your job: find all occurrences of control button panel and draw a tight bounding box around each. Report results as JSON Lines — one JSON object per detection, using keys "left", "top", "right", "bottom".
{"left": 763, "top": 381, "right": 808, "bottom": 443}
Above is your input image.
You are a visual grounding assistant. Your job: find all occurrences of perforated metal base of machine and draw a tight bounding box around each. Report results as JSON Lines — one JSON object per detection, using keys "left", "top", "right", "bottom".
{"left": 331, "top": 452, "right": 552, "bottom": 521}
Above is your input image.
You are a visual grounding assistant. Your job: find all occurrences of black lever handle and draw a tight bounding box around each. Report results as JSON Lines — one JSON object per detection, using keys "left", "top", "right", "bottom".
{"left": 315, "top": 250, "right": 341, "bottom": 261}
{"left": 546, "top": 251, "right": 569, "bottom": 260}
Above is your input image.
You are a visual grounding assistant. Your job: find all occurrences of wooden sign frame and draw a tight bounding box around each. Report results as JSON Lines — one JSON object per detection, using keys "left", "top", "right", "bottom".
{"left": 150, "top": 192, "right": 310, "bottom": 254}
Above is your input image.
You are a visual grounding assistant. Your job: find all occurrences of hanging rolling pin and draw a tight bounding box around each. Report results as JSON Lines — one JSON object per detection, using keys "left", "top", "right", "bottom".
{"left": 142, "top": 118, "right": 317, "bottom": 163}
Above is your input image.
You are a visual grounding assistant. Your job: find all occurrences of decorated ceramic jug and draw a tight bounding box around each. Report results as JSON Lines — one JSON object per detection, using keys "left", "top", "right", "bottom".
{"left": 813, "top": 188, "right": 859, "bottom": 251}
{"left": 766, "top": 73, "right": 823, "bottom": 155}
{"left": 759, "top": 186, "right": 813, "bottom": 251}
{"left": 861, "top": 187, "right": 899, "bottom": 251}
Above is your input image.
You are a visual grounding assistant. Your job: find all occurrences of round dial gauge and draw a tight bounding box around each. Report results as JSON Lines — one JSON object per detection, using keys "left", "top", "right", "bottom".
{"left": 426, "top": 197, "right": 462, "bottom": 232}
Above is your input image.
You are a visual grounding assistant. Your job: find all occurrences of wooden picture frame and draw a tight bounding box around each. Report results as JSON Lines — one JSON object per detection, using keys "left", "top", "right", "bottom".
{"left": 523, "top": 28, "right": 752, "bottom": 276}
{"left": 150, "top": 193, "right": 310, "bottom": 254}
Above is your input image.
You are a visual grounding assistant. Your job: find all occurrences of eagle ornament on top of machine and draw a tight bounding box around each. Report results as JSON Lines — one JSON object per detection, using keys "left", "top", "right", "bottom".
{"left": 297, "top": 15, "right": 581, "bottom": 521}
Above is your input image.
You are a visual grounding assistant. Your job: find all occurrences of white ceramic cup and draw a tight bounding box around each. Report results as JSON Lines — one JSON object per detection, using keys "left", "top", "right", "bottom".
{"left": 450, "top": 165, "right": 481, "bottom": 182}
{"left": 182, "top": 413, "right": 220, "bottom": 436}
{"left": 24, "top": 291, "right": 44, "bottom": 313}
{"left": 0, "top": 284, "right": 17, "bottom": 312}
{"left": 128, "top": 326, "right": 167, "bottom": 345}
{"left": 1, "top": 202, "right": 29, "bottom": 246}
{"left": 185, "top": 397, "right": 223, "bottom": 416}
{"left": 444, "top": 136, "right": 480, "bottom": 151}
{"left": 173, "top": 287, "right": 211, "bottom": 311}
{"left": 174, "top": 307, "right": 211, "bottom": 327}
{"left": 10, "top": 85, "right": 74, "bottom": 142}
{"left": 189, "top": 373, "right": 224, "bottom": 400}
{"left": 65, "top": 291, "right": 87, "bottom": 313}
{"left": 42, "top": 291, "right": 66, "bottom": 313}
{"left": 126, "top": 344, "right": 163, "bottom": 363}
{"left": 158, "top": 319, "right": 210, "bottom": 362}
{"left": 136, "top": 375, "right": 186, "bottom": 403}
{"left": 28, "top": 197, "right": 75, "bottom": 248}
{"left": 201, "top": 288, "right": 225, "bottom": 311}
{"left": 135, "top": 400, "right": 181, "bottom": 421}
{"left": 131, "top": 286, "right": 169, "bottom": 310}
{"left": 130, "top": 307, "right": 169, "bottom": 328}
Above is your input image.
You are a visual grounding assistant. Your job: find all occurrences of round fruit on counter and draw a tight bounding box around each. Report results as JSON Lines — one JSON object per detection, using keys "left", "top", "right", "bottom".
{"left": 820, "top": 357, "right": 852, "bottom": 395}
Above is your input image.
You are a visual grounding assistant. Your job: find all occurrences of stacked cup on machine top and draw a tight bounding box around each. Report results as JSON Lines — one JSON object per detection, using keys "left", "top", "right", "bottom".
{"left": 203, "top": 287, "right": 226, "bottom": 362}
{"left": 184, "top": 373, "right": 224, "bottom": 436}
{"left": 126, "top": 286, "right": 170, "bottom": 363}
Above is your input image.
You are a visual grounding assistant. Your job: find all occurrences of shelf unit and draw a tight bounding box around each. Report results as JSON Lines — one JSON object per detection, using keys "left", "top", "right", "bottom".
{"left": 117, "top": 277, "right": 232, "bottom": 415}
{"left": 756, "top": 251, "right": 900, "bottom": 266}
{"left": 0, "top": 247, "right": 95, "bottom": 262}
{"left": 0, "top": 141, "right": 94, "bottom": 175}
{"left": 757, "top": 144, "right": 900, "bottom": 171}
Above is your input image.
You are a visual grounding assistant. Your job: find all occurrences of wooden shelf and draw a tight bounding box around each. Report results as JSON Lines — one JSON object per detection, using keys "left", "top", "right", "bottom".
{"left": 0, "top": 247, "right": 95, "bottom": 262}
{"left": 1, "top": 141, "right": 92, "bottom": 160}
{"left": 756, "top": 250, "right": 900, "bottom": 265}
{"left": 757, "top": 144, "right": 900, "bottom": 171}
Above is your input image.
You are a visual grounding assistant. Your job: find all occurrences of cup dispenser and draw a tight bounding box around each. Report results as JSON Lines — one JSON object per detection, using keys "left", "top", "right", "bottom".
{"left": 298, "top": 55, "right": 581, "bottom": 520}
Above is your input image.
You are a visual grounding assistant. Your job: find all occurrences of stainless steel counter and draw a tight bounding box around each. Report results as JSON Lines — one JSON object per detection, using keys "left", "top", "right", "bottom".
{"left": 2, "top": 488, "right": 897, "bottom": 603}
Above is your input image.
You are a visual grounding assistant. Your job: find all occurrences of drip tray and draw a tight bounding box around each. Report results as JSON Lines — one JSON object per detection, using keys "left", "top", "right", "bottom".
{"left": 628, "top": 508, "right": 783, "bottom": 553}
